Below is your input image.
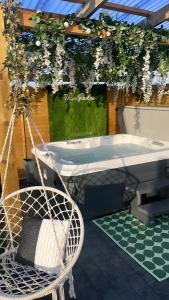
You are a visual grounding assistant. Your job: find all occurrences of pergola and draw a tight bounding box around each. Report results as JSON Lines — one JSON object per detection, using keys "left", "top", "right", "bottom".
{"left": 0, "top": 0, "right": 169, "bottom": 198}
{"left": 17, "top": 1, "right": 169, "bottom": 35}
{"left": 65, "top": 0, "right": 169, "bottom": 27}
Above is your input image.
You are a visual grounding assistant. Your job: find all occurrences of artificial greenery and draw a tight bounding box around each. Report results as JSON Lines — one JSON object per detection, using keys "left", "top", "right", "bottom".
{"left": 1, "top": 0, "right": 35, "bottom": 114}
{"left": 1, "top": 0, "right": 169, "bottom": 113}
{"left": 29, "top": 11, "right": 160, "bottom": 84}
{"left": 48, "top": 86, "right": 107, "bottom": 141}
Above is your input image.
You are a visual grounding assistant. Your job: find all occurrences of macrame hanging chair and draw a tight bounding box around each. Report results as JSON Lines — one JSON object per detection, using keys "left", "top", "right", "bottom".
{"left": 0, "top": 105, "right": 84, "bottom": 300}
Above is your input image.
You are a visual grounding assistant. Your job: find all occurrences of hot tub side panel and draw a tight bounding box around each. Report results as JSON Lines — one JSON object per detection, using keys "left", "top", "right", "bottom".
{"left": 32, "top": 157, "right": 169, "bottom": 220}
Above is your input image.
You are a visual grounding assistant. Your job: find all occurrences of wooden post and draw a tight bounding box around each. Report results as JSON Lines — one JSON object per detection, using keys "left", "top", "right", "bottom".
{"left": 107, "top": 87, "right": 119, "bottom": 135}
{"left": 0, "top": 8, "right": 19, "bottom": 201}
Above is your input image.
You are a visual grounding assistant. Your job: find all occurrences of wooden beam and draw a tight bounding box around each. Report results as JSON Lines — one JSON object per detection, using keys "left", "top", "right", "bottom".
{"left": 103, "top": 2, "right": 151, "bottom": 17}
{"left": 65, "top": 0, "right": 83, "bottom": 3}
{"left": 17, "top": 9, "right": 94, "bottom": 35}
{"left": 16, "top": 8, "right": 96, "bottom": 35}
{"left": 66, "top": 0, "right": 152, "bottom": 17}
{"left": 15, "top": 7, "right": 169, "bottom": 44}
{"left": 147, "top": 4, "right": 169, "bottom": 27}
{"left": 17, "top": 8, "right": 65, "bottom": 27}
{"left": 77, "top": 0, "right": 107, "bottom": 18}
{"left": 17, "top": 7, "right": 94, "bottom": 35}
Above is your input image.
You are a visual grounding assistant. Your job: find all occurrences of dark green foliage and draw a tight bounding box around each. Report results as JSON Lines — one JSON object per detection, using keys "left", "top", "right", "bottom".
{"left": 48, "top": 85, "right": 107, "bottom": 141}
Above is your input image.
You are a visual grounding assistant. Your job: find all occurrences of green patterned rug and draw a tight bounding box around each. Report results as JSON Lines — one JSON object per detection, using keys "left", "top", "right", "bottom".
{"left": 94, "top": 211, "right": 169, "bottom": 281}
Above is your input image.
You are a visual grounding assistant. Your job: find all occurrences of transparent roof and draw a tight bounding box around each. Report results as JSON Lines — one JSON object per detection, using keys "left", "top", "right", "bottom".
{"left": 20, "top": 0, "right": 169, "bottom": 28}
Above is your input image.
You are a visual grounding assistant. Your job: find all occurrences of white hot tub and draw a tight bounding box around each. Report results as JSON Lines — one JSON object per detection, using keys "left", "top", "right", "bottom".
{"left": 32, "top": 134, "right": 169, "bottom": 219}
{"left": 32, "top": 134, "right": 169, "bottom": 177}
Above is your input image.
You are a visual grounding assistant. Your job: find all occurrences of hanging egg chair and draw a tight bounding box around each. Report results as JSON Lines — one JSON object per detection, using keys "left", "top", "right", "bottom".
{"left": 0, "top": 106, "right": 84, "bottom": 299}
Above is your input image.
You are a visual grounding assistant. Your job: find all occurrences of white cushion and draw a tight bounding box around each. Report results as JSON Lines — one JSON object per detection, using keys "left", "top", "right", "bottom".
{"left": 35, "top": 219, "right": 69, "bottom": 274}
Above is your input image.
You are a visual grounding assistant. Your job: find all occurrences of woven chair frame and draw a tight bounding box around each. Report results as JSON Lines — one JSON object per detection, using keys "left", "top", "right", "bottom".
{"left": 0, "top": 186, "right": 84, "bottom": 300}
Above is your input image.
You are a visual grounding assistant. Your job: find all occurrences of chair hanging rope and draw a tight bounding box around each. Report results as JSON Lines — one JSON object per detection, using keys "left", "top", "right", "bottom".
{"left": 25, "top": 116, "right": 66, "bottom": 271}
{"left": 0, "top": 104, "right": 17, "bottom": 200}
{"left": 27, "top": 112, "right": 71, "bottom": 198}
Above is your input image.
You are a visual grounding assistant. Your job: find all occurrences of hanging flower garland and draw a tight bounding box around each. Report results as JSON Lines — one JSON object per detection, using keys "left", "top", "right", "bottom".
{"left": 94, "top": 39, "right": 105, "bottom": 81}
{"left": 51, "top": 39, "right": 66, "bottom": 93}
{"left": 68, "top": 57, "right": 76, "bottom": 89}
{"left": 156, "top": 56, "right": 169, "bottom": 103}
{"left": 131, "top": 76, "right": 137, "bottom": 94}
{"left": 1, "top": 1, "right": 169, "bottom": 110}
{"left": 125, "top": 74, "right": 130, "bottom": 102}
{"left": 84, "top": 70, "right": 95, "bottom": 94}
{"left": 141, "top": 49, "right": 153, "bottom": 103}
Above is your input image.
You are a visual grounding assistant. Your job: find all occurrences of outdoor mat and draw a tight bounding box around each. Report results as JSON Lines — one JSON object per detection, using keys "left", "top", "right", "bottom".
{"left": 93, "top": 210, "right": 169, "bottom": 281}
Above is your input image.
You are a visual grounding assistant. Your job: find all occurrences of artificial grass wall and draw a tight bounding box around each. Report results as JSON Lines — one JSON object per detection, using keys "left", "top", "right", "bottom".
{"left": 48, "top": 86, "right": 107, "bottom": 141}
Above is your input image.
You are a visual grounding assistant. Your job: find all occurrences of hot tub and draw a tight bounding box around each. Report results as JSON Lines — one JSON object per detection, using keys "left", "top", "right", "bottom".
{"left": 32, "top": 134, "right": 169, "bottom": 219}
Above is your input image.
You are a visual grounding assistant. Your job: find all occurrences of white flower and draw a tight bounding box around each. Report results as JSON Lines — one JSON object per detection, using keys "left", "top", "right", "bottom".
{"left": 64, "top": 21, "right": 69, "bottom": 28}
{"left": 36, "top": 10, "right": 42, "bottom": 14}
{"left": 52, "top": 82, "right": 59, "bottom": 93}
{"left": 58, "top": 70, "right": 63, "bottom": 77}
{"left": 114, "top": 86, "right": 119, "bottom": 103}
{"left": 22, "top": 83, "right": 27, "bottom": 91}
{"left": 131, "top": 76, "right": 137, "bottom": 94}
{"left": 164, "top": 89, "right": 169, "bottom": 95}
{"left": 84, "top": 70, "right": 95, "bottom": 93}
{"left": 141, "top": 50, "right": 153, "bottom": 103}
{"left": 51, "top": 42, "right": 66, "bottom": 92}
{"left": 94, "top": 43, "right": 104, "bottom": 81}
{"left": 125, "top": 74, "right": 130, "bottom": 102}
{"left": 45, "top": 59, "right": 51, "bottom": 67}
{"left": 68, "top": 58, "right": 76, "bottom": 89}
{"left": 106, "top": 31, "right": 111, "bottom": 37}
{"left": 157, "top": 59, "right": 168, "bottom": 103}
{"left": 36, "top": 40, "right": 41, "bottom": 47}
{"left": 86, "top": 28, "right": 91, "bottom": 34}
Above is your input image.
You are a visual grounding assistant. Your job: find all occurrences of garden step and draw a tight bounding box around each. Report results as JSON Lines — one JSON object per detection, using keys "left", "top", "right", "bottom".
{"left": 139, "top": 197, "right": 169, "bottom": 217}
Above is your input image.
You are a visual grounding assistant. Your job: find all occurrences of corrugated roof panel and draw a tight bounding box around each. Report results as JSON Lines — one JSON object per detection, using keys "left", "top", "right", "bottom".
{"left": 91, "top": 8, "right": 145, "bottom": 24}
{"left": 156, "top": 21, "right": 169, "bottom": 29}
{"left": 120, "top": 15, "right": 145, "bottom": 23}
{"left": 19, "top": 0, "right": 169, "bottom": 28}
{"left": 91, "top": 8, "right": 124, "bottom": 21}
{"left": 107, "top": 0, "right": 169, "bottom": 12}
{"left": 20, "top": 0, "right": 82, "bottom": 15}
{"left": 92, "top": 0, "right": 169, "bottom": 24}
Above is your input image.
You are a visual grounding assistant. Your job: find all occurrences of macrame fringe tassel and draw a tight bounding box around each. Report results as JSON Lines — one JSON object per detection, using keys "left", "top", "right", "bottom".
{"left": 59, "top": 284, "right": 65, "bottom": 300}
{"left": 69, "top": 271, "right": 76, "bottom": 298}
{"left": 52, "top": 289, "right": 57, "bottom": 300}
